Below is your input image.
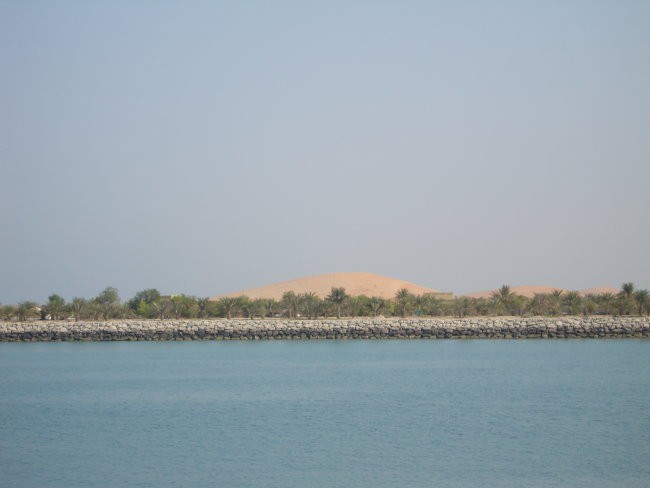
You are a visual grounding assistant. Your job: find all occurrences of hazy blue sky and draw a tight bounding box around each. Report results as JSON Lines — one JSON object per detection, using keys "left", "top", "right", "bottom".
{"left": 1, "top": 1, "right": 649, "bottom": 303}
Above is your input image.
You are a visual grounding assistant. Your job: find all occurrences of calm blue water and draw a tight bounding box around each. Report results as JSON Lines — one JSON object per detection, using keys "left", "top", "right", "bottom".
{"left": 1, "top": 340, "right": 649, "bottom": 488}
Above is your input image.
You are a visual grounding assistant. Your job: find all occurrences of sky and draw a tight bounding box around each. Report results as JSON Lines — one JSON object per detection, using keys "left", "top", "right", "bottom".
{"left": 1, "top": 0, "right": 649, "bottom": 304}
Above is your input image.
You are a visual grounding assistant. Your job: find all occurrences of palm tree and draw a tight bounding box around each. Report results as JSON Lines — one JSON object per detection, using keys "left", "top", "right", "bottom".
{"left": 327, "top": 287, "right": 348, "bottom": 319}
{"left": 315, "top": 298, "right": 334, "bottom": 318}
{"left": 474, "top": 297, "right": 491, "bottom": 316}
{"left": 422, "top": 293, "right": 442, "bottom": 316}
{"left": 634, "top": 289, "right": 649, "bottom": 315}
{"left": 617, "top": 283, "right": 636, "bottom": 315}
{"left": 487, "top": 295, "right": 501, "bottom": 316}
{"left": 581, "top": 294, "right": 598, "bottom": 316}
{"left": 394, "top": 288, "right": 412, "bottom": 317}
{"left": 597, "top": 292, "right": 615, "bottom": 315}
{"left": 69, "top": 297, "right": 88, "bottom": 321}
{"left": 516, "top": 295, "right": 530, "bottom": 316}
{"left": 346, "top": 296, "right": 363, "bottom": 317}
{"left": 281, "top": 291, "right": 299, "bottom": 319}
{"left": 453, "top": 297, "right": 471, "bottom": 318}
{"left": 528, "top": 293, "right": 548, "bottom": 316}
{"left": 368, "top": 296, "right": 385, "bottom": 317}
{"left": 151, "top": 299, "right": 172, "bottom": 320}
{"left": 261, "top": 298, "right": 279, "bottom": 318}
{"left": 1, "top": 304, "right": 16, "bottom": 321}
{"left": 413, "top": 294, "right": 430, "bottom": 316}
{"left": 548, "top": 290, "right": 563, "bottom": 316}
{"left": 491, "top": 285, "right": 514, "bottom": 315}
{"left": 218, "top": 296, "right": 239, "bottom": 319}
{"left": 196, "top": 298, "right": 211, "bottom": 318}
{"left": 44, "top": 294, "right": 66, "bottom": 320}
{"left": 171, "top": 295, "right": 195, "bottom": 319}
{"left": 16, "top": 301, "right": 38, "bottom": 322}
{"left": 563, "top": 291, "right": 582, "bottom": 315}
{"left": 299, "top": 292, "right": 319, "bottom": 319}
{"left": 242, "top": 298, "right": 264, "bottom": 319}
{"left": 621, "top": 282, "right": 635, "bottom": 298}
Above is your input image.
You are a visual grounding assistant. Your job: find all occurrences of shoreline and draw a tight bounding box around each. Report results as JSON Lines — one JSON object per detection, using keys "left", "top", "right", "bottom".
{"left": 1, "top": 316, "right": 649, "bottom": 342}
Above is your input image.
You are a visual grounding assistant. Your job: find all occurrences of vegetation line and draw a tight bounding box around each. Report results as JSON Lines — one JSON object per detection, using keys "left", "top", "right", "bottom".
{"left": 2, "top": 283, "right": 648, "bottom": 322}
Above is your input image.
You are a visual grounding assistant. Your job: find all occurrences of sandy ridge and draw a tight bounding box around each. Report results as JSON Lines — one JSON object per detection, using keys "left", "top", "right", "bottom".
{"left": 210, "top": 272, "right": 619, "bottom": 301}
{"left": 211, "top": 272, "right": 442, "bottom": 300}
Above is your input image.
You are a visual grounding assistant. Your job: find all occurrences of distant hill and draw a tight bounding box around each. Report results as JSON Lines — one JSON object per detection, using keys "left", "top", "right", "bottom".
{"left": 576, "top": 286, "right": 620, "bottom": 296}
{"left": 211, "top": 272, "right": 447, "bottom": 300}
{"left": 464, "top": 285, "right": 620, "bottom": 299}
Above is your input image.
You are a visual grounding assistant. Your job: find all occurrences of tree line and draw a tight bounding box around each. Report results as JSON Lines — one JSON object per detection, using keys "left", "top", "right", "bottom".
{"left": 1, "top": 283, "right": 648, "bottom": 322}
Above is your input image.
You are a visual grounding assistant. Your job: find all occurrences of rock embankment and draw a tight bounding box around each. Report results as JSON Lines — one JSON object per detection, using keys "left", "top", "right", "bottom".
{"left": 0, "top": 317, "right": 648, "bottom": 342}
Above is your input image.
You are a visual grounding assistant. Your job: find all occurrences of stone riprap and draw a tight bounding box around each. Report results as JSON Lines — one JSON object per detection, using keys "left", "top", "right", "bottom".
{"left": 0, "top": 317, "right": 648, "bottom": 342}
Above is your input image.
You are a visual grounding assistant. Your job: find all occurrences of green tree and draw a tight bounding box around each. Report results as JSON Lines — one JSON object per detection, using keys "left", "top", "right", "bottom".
{"left": 354, "top": 295, "right": 372, "bottom": 317}
{"left": 616, "top": 283, "right": 636, "bottom": 315}
{"left": 281, "top": 291, "right": 300, "bottom": 319}
{"left": 17, "top": 301, "right": 38, "bottom": 322}
{"left": 95, "top": 287, "right": 120, "bottom": 320}
{"left": 621, "top": 282, "right": 635, "bottom": 298}
{"left": 299, "top": 292, "right": 319, "bottom": 319}
{"left": 135, "top": 300, "right": 153, "bottom": 318}
{"left": 563, "top": 291, "right": 582, "bottom": 315}
{"left": 474, "top": 297, "right": 491, "bottom": 316}
{"left": 547, "top": 290, "right": 563, "bottom": 316}
{"left": 316, "top": 298, "right": 335, "bottom": 318}
{"left": 196, "top": 297, "right": 211, "bottom": 318}
{"left": 528, "top": 293, "right": 548, "bottom": 316}
{"left": 261, "top": 298, "right": 279, "bottom": 318}
{"left": 581, "top": 294, "right": 598, "bottom": 316}
{"left": 597, "top": 292, "right": 615, "bottom": 315}
{"left": 43, "top": 294, "right": 66, "bottom": 320}
{"left": 69, "top": 297, "right": 88, "bottom": 321}
{"left": 327, "top": 287, "right": 348, "bottom": 319}
{"left": 453, "top": 297, "right": 471, "bottom": 318}
{"left": 83, "top": 301, "right": 102, "bottom": 320}
{"left": 171, "top": 295, "right": 197, "bottom": 319}
{"left": 368, "top": 296, "right": 385, "bottom": 317}
{"left": 128, "top": 289, "right": 161, "bottom": 314}
{"left": 250, "top": 299, "right": 269, "bottom": 319}
{"left": 488, "top": 295, "right": 503, "bottom": 316}
{"left": 218, "top": 296, "right": 240, "bottom": 319}
{"left": 634, "top": 289, "right": 649, "bottom": 315}
{"left": 150, "top": 298, "right": 172, "bottom": 319}
{"left": 117, "top": 302, "right": 134, "bottom": 319}
{"left": 413, "top": 294, "right": 430, "bottom": 316}
{"left": 394, "top": 288, "right": 412, "bottom": 317}
{"left": 440, "top": 299, "right": 455, "bottom": 317}
{"left": 345, "top": 296, "right": 363, "bottom": 317}
{"left": 491, "top": 285, "right": 515, "bottom": 315}
{"left": 426, "top": 294, "right": 445, "bottom": 316}
{"left": 239, "top": 297, "right": 254, "bottom": 319}
{"left": 1, "top": 304, "right": 16, "bottom": 321}
{"left": 511, "top": 294, "right": 528, "bottom": 316}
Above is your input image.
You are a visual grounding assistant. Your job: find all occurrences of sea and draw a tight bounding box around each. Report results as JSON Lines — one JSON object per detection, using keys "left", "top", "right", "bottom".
{"left": 1, "top": 339, "right": 649, "bottom": 488}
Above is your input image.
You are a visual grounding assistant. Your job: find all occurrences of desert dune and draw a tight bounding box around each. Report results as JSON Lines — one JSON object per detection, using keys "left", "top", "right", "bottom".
{"left": 211, "top": 272, "right": 444, "bottom": 300}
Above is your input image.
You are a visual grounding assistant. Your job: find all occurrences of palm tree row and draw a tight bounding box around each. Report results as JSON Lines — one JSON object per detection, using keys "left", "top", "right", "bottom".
{"left": 452, "top": 284, "right": 650, "bottom": 318}
{"left": 2, "top": 283, "right": 649, "bottom": 322}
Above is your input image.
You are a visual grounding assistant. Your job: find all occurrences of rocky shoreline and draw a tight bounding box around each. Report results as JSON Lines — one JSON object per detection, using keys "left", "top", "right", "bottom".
{"left": 1, "top": 317, "right": 649, "bottom": 342}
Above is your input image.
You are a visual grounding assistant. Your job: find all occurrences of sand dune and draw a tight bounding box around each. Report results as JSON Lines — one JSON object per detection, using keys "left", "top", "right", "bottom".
{"left": 213, "top": 273, "right": 619, "bottom": 301}
{"left": 578, "top": 286, "right": 620, "bottom": 296}
{"left": 211, "top": 272, "right": 443, "bottom": 300}
{"left": 464, "top": 285, "right": 620, "bottom": 299}
{"left": 464, "top": 286, "right": 563, "bottom": 299}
